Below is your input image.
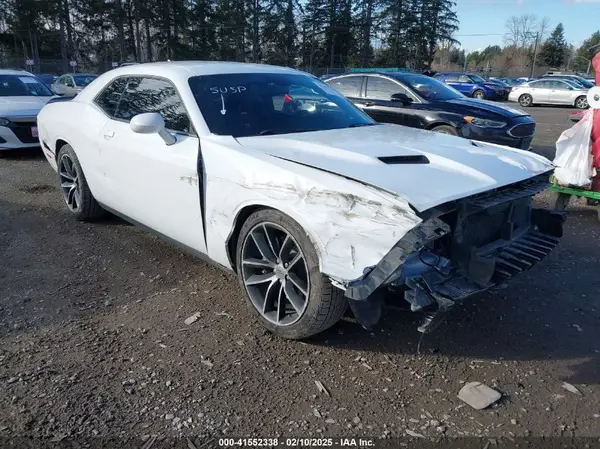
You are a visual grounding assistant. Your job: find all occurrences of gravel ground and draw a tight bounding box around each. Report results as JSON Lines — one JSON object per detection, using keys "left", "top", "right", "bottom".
{"left": 0, "top": 106, "right": 599, "bottom": 442}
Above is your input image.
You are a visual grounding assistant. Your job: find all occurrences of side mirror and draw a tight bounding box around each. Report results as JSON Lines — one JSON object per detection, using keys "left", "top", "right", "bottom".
{"left": 391, "top": 92, "right": 413, "bottom": 105}
{"left": 130, "top": 112, "right": 176, "bottom": 145}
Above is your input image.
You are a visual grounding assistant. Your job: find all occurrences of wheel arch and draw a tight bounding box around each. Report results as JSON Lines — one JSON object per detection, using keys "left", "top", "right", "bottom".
{"left": 55, "top": 138, "right": 70, "bottom": 161}
{"left": 224, "top": 203, "right": 327, "bottom": 274}
{"left": 425, "top": 121, "right": 458, "bottom": 131}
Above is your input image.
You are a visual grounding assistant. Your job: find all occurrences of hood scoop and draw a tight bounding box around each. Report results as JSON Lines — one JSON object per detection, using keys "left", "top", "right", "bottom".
{"left": 378, "top": 155, "right": 430, "bottom": 165}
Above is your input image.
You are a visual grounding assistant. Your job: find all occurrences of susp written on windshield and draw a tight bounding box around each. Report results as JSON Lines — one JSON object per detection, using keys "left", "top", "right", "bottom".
{"left": 209, "top": 86, "right": 247, "bottom": 94}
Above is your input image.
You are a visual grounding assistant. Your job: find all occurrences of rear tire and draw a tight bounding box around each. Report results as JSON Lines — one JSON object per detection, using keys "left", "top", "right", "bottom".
{"left": 519, "top": 94, "right": 533, "bottom": 107}
{"left": 236, "top": 209, "right": 347, "bottom": 339}
{"left": 430, "top": 125, "right": 458, "bottom": 136}
{"left": 56, "top": 144, "right": 105, "bottom": 221}
{"left": 575, "top": 96, "right": 588, "bottom": 109}
{"left": 472, "top": 89, "right": 485, "bottom": 99}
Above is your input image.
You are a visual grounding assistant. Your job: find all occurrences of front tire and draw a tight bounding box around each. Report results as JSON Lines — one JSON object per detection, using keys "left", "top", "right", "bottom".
{"left": 56, "top": 144, "right": 105, "bottom": 221}
{"left": 519, "top": 94, "right": 533, "bottom": 107}
{"left": 575, "top": 96, "right": 588, "bottom": 109}
{"left": 472, "top": 89, "right": 485, "bottom": 99}
{"left": 430, "top": 125, "right": 458, "bottom": 136}
{"left": 236, "top": 209, "right": 347, "bottom": 339}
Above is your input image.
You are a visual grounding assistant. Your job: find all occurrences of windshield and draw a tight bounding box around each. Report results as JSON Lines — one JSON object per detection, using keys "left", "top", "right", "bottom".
{"left": 469, "top": 74, "right": 486, "bottom": 83}
{"left": 400, "top": 75, "right": 463, "bottom": 101}
{"left": 73, "top": 75, "right": 97, "bottom": 87}
{"left": 564, "top": 79, "right": 585, "bottom": 89}
{"left": 0, "top": 74, "right": 53, "bottom": 97}
{"left": 577, "top": 78, "right": 594, "bottom": 88}
{"left": 188, "top": 73, "right": 375, "bottom": 137}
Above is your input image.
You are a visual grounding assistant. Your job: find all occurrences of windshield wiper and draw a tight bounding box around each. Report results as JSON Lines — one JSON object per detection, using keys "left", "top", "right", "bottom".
{"left": 347, "top": 122, "right": 379, "bottom": 128}
{"left": 256, "top": 129, "right": 313, "bottom": 136}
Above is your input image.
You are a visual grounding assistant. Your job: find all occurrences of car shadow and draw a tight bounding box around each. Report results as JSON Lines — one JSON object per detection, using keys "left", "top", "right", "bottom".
{"left": 0, "top": 147, "right": 45, "bottom": 160}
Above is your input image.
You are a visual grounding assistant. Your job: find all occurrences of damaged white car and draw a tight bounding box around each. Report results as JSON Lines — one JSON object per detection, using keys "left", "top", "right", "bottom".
{"left": 37, "top": 62, "right": 565, "bottom": 339}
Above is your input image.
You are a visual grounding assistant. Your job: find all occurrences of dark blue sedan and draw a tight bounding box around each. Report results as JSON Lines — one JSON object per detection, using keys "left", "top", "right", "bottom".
{"left": 434, "top": 73, "right": 507, "bottom": 100}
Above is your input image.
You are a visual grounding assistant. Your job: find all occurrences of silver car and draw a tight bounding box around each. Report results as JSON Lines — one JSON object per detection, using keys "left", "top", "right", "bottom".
{"left": 508, "top": 79, "right": 589, "bottom": 109}
{"left": 51, "top": 73, "right": 98, "bottom": 97}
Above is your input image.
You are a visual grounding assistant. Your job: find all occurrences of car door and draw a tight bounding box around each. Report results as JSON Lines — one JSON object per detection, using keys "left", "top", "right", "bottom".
{"left": 326, "top": 75, "right": 364, "bottom": 101}
{"left": 548, "top": 80, "right": 574, "bottom": 104}
{"left": 358, "top": 75, "right": 413, "bottom": 125}
{"left": 94, "top": 76, "right": 207, "bottom": 253}
{"left": 529, "top": 80, "right": 551, "bottom": 103}
{"left": 53, "top": 76, "right": 66, "bottom": 95}
{"left": 62, "top": 75, "right": 78, "bottom": 97}
{"left": 444, "top": 74, "right": 465, "bottom": 94}
{"left": 457, "top": 75, "right": 475, "bottom": 95}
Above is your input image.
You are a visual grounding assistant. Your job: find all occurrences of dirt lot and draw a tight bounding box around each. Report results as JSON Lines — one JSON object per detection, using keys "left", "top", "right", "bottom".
{"left": 1, "top": 106, "right": 599, "bottom": 444}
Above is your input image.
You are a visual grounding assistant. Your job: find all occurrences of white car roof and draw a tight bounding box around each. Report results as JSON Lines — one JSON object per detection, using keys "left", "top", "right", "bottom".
{"left": 74, "top": 61, "right": 305, "bottom": 102}
{"left": 109, "top": 61, "right": 298, "bottom": 77}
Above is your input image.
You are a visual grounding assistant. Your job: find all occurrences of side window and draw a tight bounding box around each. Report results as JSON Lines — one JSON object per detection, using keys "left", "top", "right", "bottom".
{"left": 552, "top": 81, "right": 569, "bottom": 90}
{"left": 533, "top": 80, "right": 550, "bottom": 89}
{"left": 366, "top": 76, "right": 405, "bottom": 100}
{"left": 458, "top": 75, "right": 471, "bottom": 83}
{"left": 94, "top": 78, "right": 128, "bottom": 117}
{"left": 114, "top": 77, "right": 191, "bottom": 133}
{"left": 327, "top": 76, "right": 362, "bottom": 97}
{"left": 445, "top": 74, "right": 459, "bottom": 82}
{"left": 57, "top": 76, "right": 66, "bottom": 85}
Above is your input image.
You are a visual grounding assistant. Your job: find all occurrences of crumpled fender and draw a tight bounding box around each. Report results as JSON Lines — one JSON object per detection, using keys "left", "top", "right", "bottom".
{"left": 200, "top": 137, "right": 423, "bottom": 283}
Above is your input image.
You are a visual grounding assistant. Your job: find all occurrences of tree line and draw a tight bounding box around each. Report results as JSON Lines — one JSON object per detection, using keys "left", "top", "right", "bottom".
{"left": 0, "top": 0, "right": 459, "bottom": 74}
{"left": 435, "top": 14, "right": 599, "bottom": 77}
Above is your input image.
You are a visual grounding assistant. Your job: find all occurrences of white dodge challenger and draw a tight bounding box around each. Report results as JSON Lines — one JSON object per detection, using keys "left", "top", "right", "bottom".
{"left": 37, "top": 61, "right": 565, "bottom": 339}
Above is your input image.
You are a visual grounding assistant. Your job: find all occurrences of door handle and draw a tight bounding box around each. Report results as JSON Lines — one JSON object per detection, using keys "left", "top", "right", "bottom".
{"left": 363, "top": 102, "right": 375, "bottom": 107}
{"left": 103, "top": 130, "right": 115, "bottom": 139}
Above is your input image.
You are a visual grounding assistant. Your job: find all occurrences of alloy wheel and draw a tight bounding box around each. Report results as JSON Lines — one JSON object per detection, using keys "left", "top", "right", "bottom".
{"left": 58, "top": 153, "right": 82, "bottom": 212}
{"left": 241, "top": 222, "right": 310, "bottom": 326}
{"left": 576, "top": 97, "right": 588, "bottom": 109}
{"left": 520, "top": 95, "right": 532, "bottom": 107}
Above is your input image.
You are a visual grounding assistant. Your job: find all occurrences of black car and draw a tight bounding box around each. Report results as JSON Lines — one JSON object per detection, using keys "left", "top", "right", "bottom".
{"left": 324, "top": 72, "right": 535, "bottom": 151}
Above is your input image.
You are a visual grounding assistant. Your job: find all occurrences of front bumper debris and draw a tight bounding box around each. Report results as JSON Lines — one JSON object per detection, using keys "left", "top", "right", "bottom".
{"left": 344, "top": 175, "right": 565, "bottom": 334}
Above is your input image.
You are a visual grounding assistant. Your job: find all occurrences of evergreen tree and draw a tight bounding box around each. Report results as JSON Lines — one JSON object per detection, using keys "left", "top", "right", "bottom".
{"left": 540, "top": 23, "right": 567, "bottom": 68}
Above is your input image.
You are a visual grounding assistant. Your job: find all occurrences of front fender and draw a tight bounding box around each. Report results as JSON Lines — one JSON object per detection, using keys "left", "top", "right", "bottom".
{"left": 200, "top": 137, "right": 423, "bottom": 283}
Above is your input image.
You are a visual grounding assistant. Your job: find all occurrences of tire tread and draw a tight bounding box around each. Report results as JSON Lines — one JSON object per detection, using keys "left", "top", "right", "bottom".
{"left": 57, "top": 144, "right": 105, "bottom": 221}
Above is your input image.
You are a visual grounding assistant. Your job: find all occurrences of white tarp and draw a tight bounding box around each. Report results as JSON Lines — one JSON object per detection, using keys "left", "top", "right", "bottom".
{"left": 553, "top": 109, "right": 595, "bottom": 187}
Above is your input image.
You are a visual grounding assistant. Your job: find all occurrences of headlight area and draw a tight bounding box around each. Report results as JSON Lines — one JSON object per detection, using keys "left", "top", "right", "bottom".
{"left": 464, "top": 116, "right": 507, "bottom": 128}
{"left": 0, "top": 118, "right": 10, "bottom": 127}
{"left": 343, "top": 173, "right": 564, "bottom": 335}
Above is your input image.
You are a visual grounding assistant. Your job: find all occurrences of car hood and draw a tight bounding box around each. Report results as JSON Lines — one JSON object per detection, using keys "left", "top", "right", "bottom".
{"left": 237, "top": 124, "right": 553, "bottom": 212}
{"left": 445, "top": 97, "right": 528, "bottom": 118}
{"left": 0, "top": 96, "right": 52, "bottom": 117}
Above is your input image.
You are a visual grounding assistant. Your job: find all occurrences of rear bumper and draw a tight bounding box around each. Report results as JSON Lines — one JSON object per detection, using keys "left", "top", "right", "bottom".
{"left": 344, "top": 175, "right": 564, "bottom": 333}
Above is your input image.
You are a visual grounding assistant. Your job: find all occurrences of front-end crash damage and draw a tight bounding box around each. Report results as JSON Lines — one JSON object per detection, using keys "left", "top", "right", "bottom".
{"left": 342, "top": 173, "right": 566, "bottom": 334}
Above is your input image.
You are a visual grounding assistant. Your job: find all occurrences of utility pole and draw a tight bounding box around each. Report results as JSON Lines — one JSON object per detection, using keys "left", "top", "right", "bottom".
{"left": 530, "top": 32, "right": 539, "bottom": 79}
{"left": 585, "top": 42, "right": 600, "bottom": 75}
{"left": 462, "top": 52, "right": 468, "bottom": 73}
